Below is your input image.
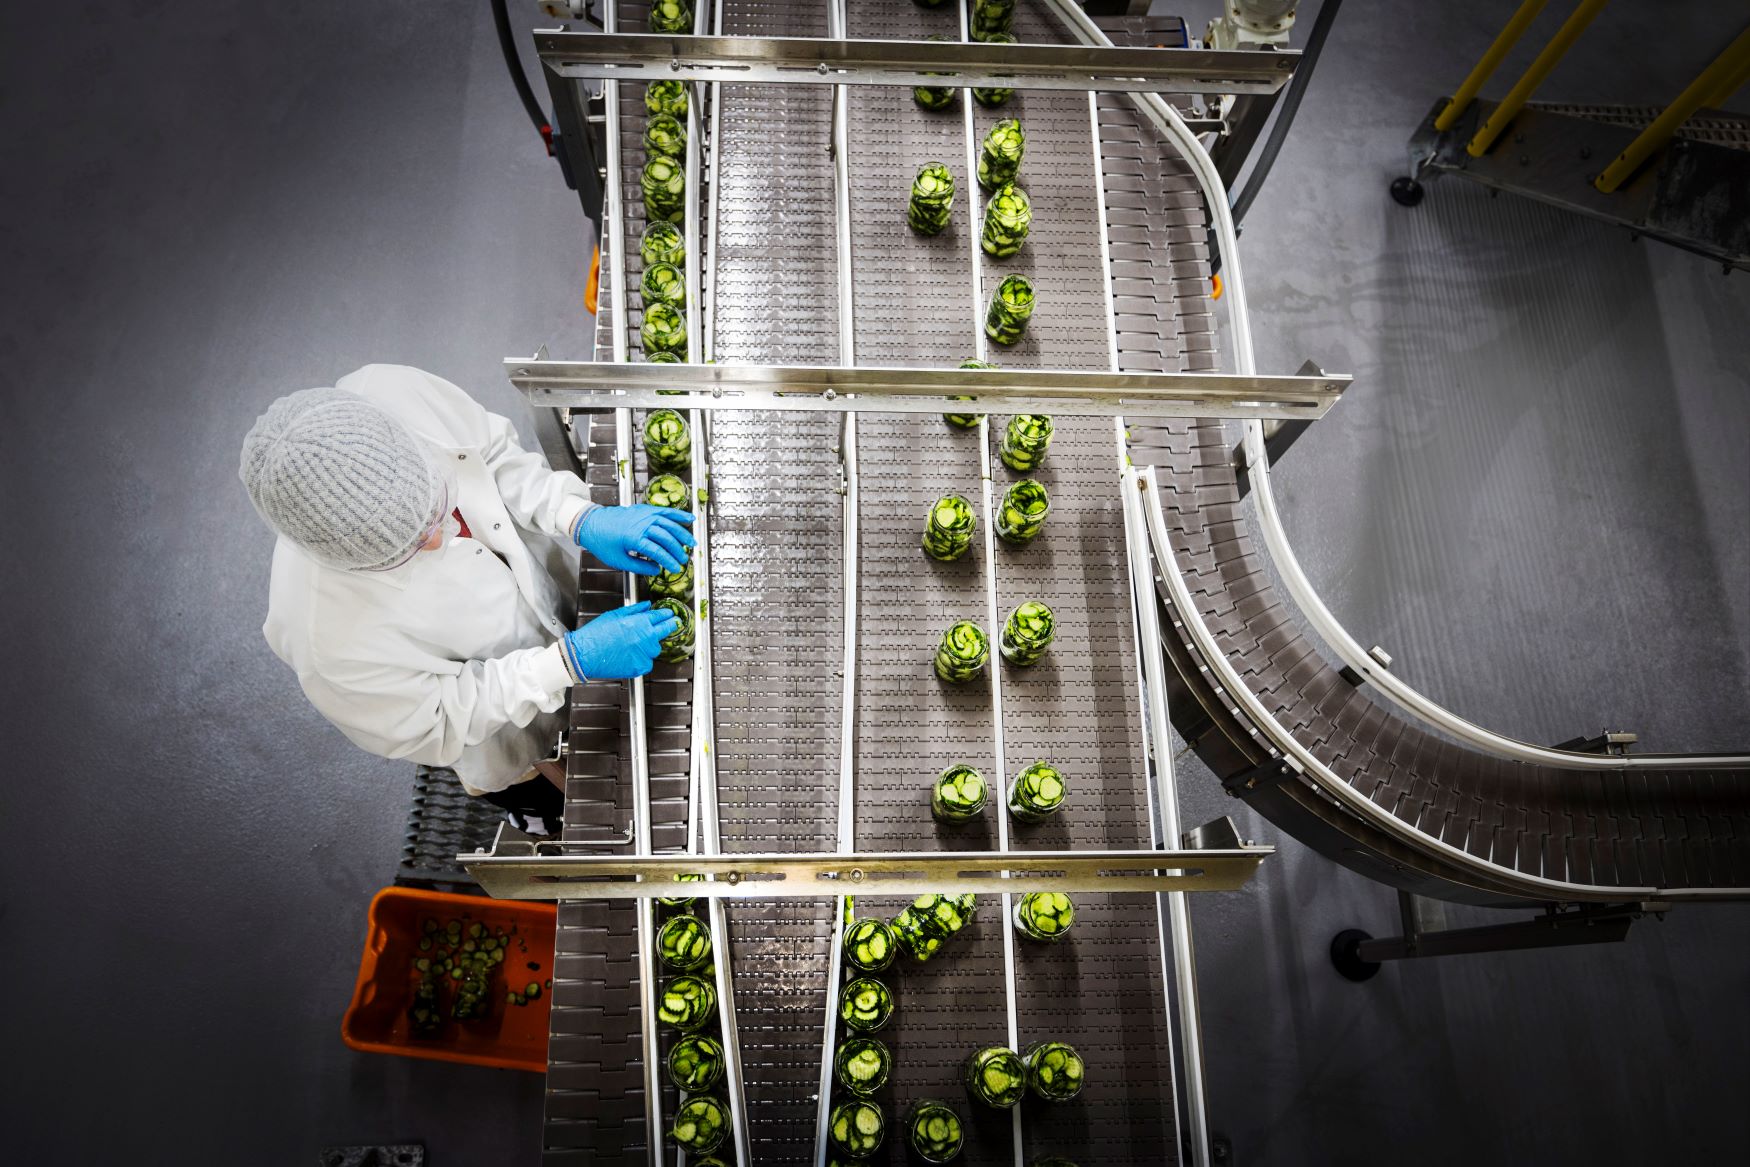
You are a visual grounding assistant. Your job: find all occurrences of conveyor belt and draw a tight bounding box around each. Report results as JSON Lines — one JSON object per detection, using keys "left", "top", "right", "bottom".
{"left": 988, "top": 13, "right": 1182, "bottom": 1162}
{"left": 836, "top": 7, "right": 1013, "bottom": 1162}
{"left": 547, "top": 0, "right": 702, "bottom": 1143}
{"left": 705, "top": 2, "right": 846, "bottom": 1161}
{"left": 546, "top": 401, "right": 651, "bottom": 1163}
{"left": 546, "top": 2, "right": 1215, "bottom": 1163}
{"left": 1090, "top": 78, "right": 1750, "bottom": 904}
{"left": 1133, "top": 407, "right": 1750, "bottom": 903}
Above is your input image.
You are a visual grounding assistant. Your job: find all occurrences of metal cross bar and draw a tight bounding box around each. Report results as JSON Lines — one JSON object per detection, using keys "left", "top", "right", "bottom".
{"left": 461, "top": 845, "right": 1273, "bottom": 902}
{"left": 508, "top": 360, "right": 1349, "bottom": 420}
{"left": 534, "top": 31, "right": 1299, "bottom": 96}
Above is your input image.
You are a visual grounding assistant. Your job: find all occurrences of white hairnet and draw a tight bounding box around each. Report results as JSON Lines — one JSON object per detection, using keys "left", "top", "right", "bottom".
{"left": 238, "top": 387, "right": 446, "bottom": 571}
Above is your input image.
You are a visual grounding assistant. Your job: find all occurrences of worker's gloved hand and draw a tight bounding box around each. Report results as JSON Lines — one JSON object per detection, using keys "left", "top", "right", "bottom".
{"left": 573, "top": 504, "right": 696, "bottom": 576}
{"left": 559, "top": 601, "right": 680, "bottom": 681}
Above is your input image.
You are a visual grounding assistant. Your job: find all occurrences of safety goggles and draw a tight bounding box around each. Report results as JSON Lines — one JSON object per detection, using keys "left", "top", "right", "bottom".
{"left": 359, "top": 463, "right": 456, "bottom": 573}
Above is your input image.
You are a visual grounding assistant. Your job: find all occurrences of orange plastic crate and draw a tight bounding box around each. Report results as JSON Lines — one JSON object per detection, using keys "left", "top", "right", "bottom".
{"left": 342, "top": 886, "right": 557, "bottom": 1073}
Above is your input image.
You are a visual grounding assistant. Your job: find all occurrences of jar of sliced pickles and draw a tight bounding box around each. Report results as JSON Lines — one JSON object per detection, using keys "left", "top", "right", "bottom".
{"left": 932, "top": 764, "right": 989, "bottom": 823}
{"left": 834, "top": 1035, "right": 893, "bottom": 1096}
{"left": 1014, "top": 891, "right": 1075, "bottom": 942}
{"left": 964, "top": 1045, "right": 1027, "bottom": 1108}
{"left": 1024, "top": 1040, "right": 1086, "bottom": 1100}
{"left": 905, "top": 1099, "right": 966, "bottom": 1164}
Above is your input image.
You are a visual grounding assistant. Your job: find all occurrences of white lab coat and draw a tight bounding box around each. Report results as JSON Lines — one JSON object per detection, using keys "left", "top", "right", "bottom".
{"left": 262, "top": 364, "right": 594, "bottom": 794}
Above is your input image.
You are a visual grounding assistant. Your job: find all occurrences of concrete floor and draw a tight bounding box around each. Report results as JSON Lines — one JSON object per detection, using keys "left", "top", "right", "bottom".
{"left": 3, "top": 1, "right": 1747, "bottom": 1165}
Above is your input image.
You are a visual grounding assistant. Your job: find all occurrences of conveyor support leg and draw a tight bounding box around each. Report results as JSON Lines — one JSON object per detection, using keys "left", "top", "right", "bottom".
{"left": 1233, "top": 360, "right": 1321, "bottom": 498}
{"left": 1331, "top": 892, "right": 1657, "bottom": 981}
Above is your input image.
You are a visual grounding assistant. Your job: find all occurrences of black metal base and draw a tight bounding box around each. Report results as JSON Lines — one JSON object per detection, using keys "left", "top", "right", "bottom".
{"left": 1389, "top": 176, "right": 1425, "bottom": 207}
{"left": 320, "top": 1148, "right": 424, "bottom": 1167}
{"left": 1331, "top": 894, "right": 1649, "bottom": 980}
{"left": 1330, "top": 928, "right": 1383, "bottom": 981}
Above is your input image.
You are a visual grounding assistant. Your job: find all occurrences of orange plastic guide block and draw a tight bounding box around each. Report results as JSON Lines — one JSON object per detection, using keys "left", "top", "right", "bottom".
{"left": 342, "top": 886, "right": 558, "bottom": 1073}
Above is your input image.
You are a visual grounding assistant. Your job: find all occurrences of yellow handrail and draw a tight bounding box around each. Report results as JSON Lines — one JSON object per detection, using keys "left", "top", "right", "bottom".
{"left": 1467, "top": 0, "right": 1610, "bottom": 158}
{"left": 1595, "top": 24, "right": 1750, "bottom": 192}
{"left": 1705, "top": 33, "right": 1750, "bottom": 108}
{"left": 1435, "top": 0, "right": 1550, "bottom": 131}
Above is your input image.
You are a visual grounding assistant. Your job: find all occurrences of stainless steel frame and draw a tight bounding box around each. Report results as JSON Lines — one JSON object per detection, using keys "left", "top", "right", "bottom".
{"left": 508, "top": 360, "right": 1349, "bottom": 420}
{"left": 463, "top": 844, "right": 1272, "bottom": 901}
{"left": 535, "top": 31, "right": 1300, "bottom": 95}
{"left": 1135, "top": 461, "right": 1750, "bottom": 904}
{"left": 521, "top": 5, "right": 1305, "bottom": 1159}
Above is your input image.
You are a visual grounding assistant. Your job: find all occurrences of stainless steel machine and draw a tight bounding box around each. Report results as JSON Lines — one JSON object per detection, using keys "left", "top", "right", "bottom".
{"left": 464, "top": 2, "right": 1750, "bottom": 1163}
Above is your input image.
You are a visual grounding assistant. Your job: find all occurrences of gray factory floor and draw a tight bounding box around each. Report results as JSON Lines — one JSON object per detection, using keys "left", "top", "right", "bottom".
{"left": 3, "top": 1, "right": 1746, "bottom": 1165}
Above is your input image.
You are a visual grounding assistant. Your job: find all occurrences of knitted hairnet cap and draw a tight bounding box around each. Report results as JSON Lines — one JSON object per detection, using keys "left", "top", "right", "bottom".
{"left": 239, "top": 387, "right": 446, "bottom": 570}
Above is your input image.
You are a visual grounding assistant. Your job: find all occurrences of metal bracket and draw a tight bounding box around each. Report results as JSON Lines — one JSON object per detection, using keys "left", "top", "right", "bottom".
{"left": 1182, "top": 814, "right": 1245, "bottom": 850}
{"left": 1340, "top": 645, "right": 1393, "bottom": 688}
{"left": 460, "top": 845, "right": 1273, "bottom": 901}
{"left": 1220, "top": 758, "right": 1292, "bottom": 796}
{"left": 1234, "top": 358, "right": 1324, "bottom": 497}
{"left": 474, "top": 819, "right": 633, "bottom": 857}
{"left": 1552, "top": 730, "right": 1639, "bottom": 756}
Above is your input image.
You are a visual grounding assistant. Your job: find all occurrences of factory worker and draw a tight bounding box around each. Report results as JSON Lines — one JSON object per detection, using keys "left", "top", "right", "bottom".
{"left": 239, "top": 364, "right": 693, "bottom": 835}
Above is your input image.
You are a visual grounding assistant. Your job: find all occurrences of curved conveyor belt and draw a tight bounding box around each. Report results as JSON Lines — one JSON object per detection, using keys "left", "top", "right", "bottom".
{"left": 1130, "top": 420, "right": 1750, "bottom": 907}
{"left": 1064, "top": 2, "right": 1750, "bottom": 906}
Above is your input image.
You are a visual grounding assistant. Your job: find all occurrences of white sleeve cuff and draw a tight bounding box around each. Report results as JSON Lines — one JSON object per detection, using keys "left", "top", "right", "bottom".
{"left": 536, "top": 641, "right": 581, "bottom": 692}
{"left": 558, "top": 496, "right": 596, "bottom": 543}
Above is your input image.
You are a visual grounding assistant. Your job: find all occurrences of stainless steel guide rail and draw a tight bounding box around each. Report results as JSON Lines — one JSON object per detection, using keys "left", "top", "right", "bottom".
{"left": 535, "top": 31, "right": 1300, "bottom": 95}
{"left": 810, "top": 1, "right": 861, "bottom": 1159}
{"left": 466, "top": 846, "right": 1271, "bottom": 901}
{"left": 506, "top": 360, "right": 1349, "bottom": 420}
{"left": 1092, "top": 70, "right": 1212, "bottom": 1164}
{"left": 680, "top": 4, "right": 753, "bottom": 1162}
{"left": 955, "top": 7, "right": 1020, "bottom": 1163}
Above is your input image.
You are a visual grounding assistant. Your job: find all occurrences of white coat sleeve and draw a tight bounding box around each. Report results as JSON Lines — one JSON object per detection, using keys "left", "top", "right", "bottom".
{"left": 478, "top": 402, "right": 596, "bottom": 542}
{"left": 295, "top": 642, "right": 576, "bottom": 769}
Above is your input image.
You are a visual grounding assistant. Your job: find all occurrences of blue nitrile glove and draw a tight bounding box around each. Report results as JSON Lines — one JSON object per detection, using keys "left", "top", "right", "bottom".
{"left": 559, "top": 601, "right": 681, "bottom": 681}
{"left": 572, "top": 503, "right": 696, "bottom": 576}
